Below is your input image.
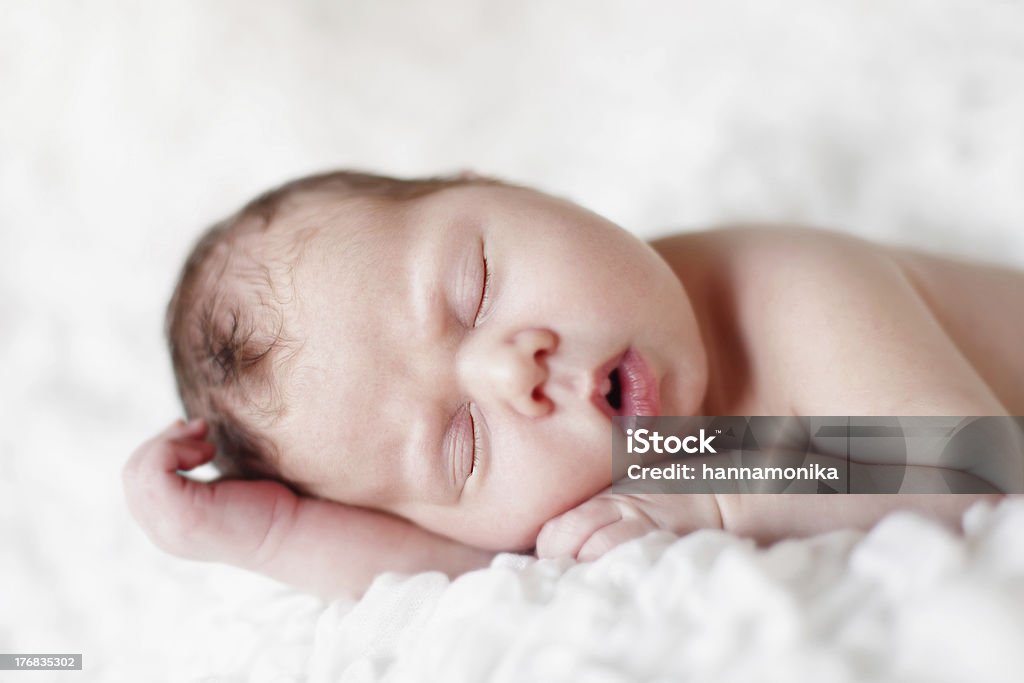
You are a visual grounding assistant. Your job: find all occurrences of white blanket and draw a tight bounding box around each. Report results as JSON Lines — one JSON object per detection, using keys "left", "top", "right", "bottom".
{"left": 297, "top": 499, "right": 1024, "bottom": 682}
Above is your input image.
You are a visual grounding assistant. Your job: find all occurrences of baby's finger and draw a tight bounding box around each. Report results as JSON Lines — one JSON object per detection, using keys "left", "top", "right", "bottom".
{"left": 577, "top": 518, "right": 657, "bottom": 562}
{"left": 123, "top": 444, "right": 220, "bottom": 558}
{"left": 122, "top": 434, "right": 216, "bottom": 503}
{"left": 163, "top": 417, "right": 208, "bottom": 439}
{"left": 164, "top": 438, "right": 217, "bottom": 473}
{"left": 536, "top": 501, "right": 623, "bottom": 559}
{"left": 136, "top": 438, "right": 216, "bottom": 481}
{"left": 126, "top": 419, "right": 209, "bottom": 472}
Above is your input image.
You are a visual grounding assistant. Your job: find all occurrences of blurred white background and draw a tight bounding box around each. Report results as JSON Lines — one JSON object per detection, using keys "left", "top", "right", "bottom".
{"left": 2, "top": 0, "right": 1023, "bottom": 680}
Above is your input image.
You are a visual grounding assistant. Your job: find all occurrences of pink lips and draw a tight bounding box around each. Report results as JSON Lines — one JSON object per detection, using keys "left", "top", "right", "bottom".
{"left": 619, "top": 348, "right": 661, "bottom": 417}
{"left": 591, "top": 347, "right": 661, "bottom": 421}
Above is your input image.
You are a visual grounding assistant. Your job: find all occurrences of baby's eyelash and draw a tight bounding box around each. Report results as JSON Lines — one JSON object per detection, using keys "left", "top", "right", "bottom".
{"left": 473, "top": 251, "right": 491, "bottom": 326}
{"left": 470, "top": 405, "right": 481, "bottom": 474}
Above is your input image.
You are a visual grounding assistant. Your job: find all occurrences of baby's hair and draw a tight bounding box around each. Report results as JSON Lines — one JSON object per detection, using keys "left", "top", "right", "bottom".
{"left": 166, "top": 169, "right": 503, "bottom": 484}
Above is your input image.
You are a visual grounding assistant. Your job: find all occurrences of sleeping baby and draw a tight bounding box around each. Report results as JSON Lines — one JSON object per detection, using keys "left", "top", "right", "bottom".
{"left": 122, "top": 171, "right": 1022, "bottom": 599}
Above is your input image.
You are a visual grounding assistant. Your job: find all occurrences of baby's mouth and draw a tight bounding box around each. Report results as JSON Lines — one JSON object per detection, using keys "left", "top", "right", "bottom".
{"left": 605, "top": 367, "right": 623, "bottom": 410}
{"left": 592, "top": 351, "right": 625, "bottom": 419}
{"left": 592, "top": 348, "right": 661, "bottom": 422}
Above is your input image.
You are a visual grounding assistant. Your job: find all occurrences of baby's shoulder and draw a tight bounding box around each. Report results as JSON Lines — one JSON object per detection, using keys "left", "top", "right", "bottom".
{"left": 652, "top": 223, "right": 899, "bottom": 333}
{"left": 653, "top": 225, "right": 1016, "bottom": 415}
{"left": 651, "top": 223, "right": 874, "bottom": 291}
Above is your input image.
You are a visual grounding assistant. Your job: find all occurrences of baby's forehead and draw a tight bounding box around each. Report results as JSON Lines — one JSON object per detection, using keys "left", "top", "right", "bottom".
{"left": 269, "top": 194, "right": 397, "bottom": 262}
{"left": 239, "top": 198, "right": 375, "bottom": 318}
{"left": 263, "top": 195, "right": 411, "bottom": 379}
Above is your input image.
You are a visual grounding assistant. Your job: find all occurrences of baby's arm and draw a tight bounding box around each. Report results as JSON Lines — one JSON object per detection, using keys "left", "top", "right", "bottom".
{"left": 538, "top": 456, "right": 1004, "bottom": 559}
{"left": 714, "top": 492, "right": 1003, "bottom": 543}
{"left": 537, "top": 486, "right": 1004, "bottom": 560}
{"left": 123, "top": 419, "right": 494, "bottom": 600}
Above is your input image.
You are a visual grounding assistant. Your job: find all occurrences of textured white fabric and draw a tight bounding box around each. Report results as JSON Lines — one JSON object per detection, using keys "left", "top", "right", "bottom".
{"left": 298, "top": 499, "right": 1024, "bottom": 683}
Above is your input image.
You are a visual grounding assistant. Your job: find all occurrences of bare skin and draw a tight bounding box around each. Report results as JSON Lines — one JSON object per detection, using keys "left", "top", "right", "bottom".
{"left": 656, "top": 225, "right": 1024, "bottom": 417}
{"left": 123, "top": 419, "right": 495, "bottom": 599}
{"left": 124, "top": 211, "right": 1022, "bottom": 599}
{"left": 537, "top": 226, "right": 1021, "bottom": 559}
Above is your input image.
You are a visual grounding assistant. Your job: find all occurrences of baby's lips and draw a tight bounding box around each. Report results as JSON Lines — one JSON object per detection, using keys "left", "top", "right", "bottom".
{"left": 618, "top": 347, "right": 661, "bottom": 418}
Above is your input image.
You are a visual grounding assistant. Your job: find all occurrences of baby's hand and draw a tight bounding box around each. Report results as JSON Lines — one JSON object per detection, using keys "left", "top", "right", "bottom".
{"left": 536, "top": 489, "right": 662, "bottom": 561}
{"left": 125, "top": 419, "right": 496, "bottom": 599}
{"left": 122, "top": 419, "right": 298, "bottom": 567}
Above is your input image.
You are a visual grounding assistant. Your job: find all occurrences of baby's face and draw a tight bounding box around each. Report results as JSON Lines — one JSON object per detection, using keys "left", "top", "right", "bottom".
{"left": 269, "top": 184, "right": 708, "bottom": 550}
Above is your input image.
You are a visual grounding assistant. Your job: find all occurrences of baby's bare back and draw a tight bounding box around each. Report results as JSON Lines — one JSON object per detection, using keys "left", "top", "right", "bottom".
{"left": 653, "top": 225, "right": 1024, "bottom": 416}
{"left": 892, "top": 247, "right": 1024, "bottom": 413}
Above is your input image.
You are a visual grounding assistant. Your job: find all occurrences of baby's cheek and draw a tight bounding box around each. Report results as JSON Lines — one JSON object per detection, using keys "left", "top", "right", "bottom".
{"left": 457, "top": 434, "right": 608, "bottom": 550}
{"left": 483, "top": 503, "right": 551, "bottom": 552}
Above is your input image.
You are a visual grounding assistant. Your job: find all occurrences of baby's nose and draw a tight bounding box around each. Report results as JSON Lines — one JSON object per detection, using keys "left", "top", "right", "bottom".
{"left": 469, "top": 327, "right": 558, "bottom": 418}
